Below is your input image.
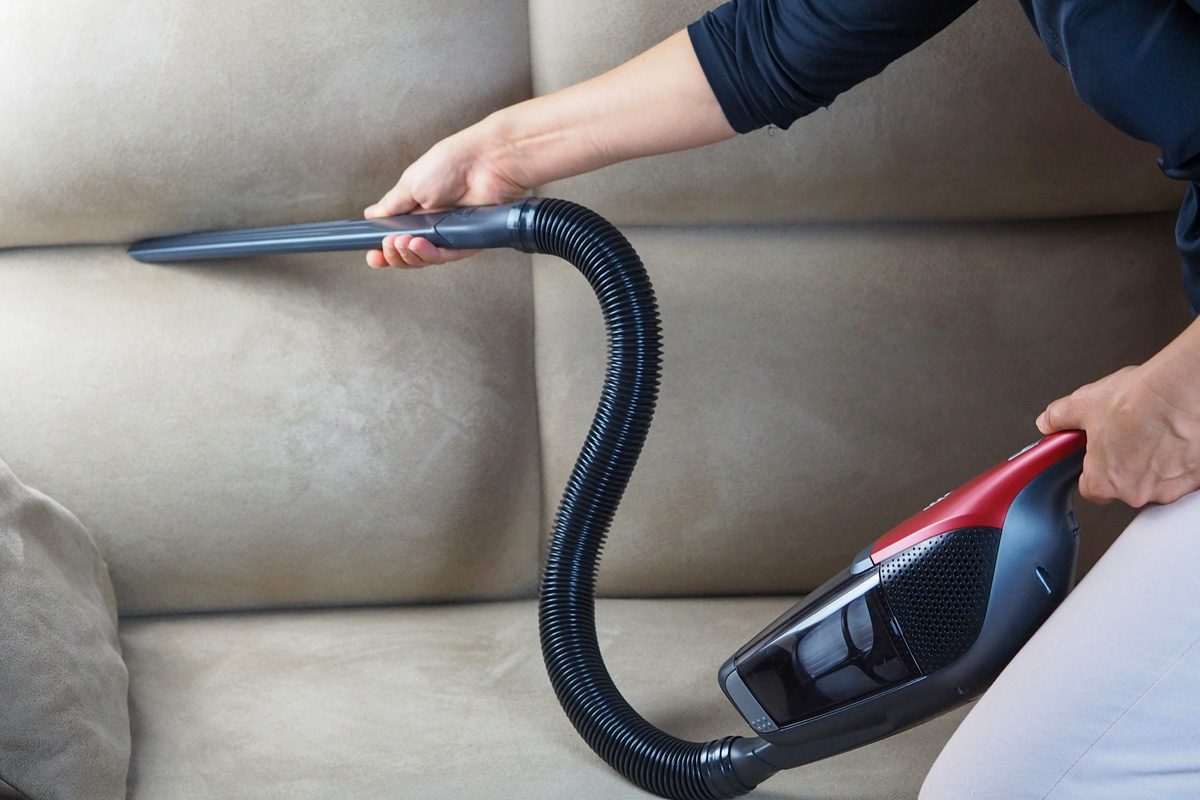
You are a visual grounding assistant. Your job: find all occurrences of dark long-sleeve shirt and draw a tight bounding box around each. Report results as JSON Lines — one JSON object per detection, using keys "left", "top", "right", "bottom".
{"left": 688, "top": 0, "right": 1200, "bottom": 313}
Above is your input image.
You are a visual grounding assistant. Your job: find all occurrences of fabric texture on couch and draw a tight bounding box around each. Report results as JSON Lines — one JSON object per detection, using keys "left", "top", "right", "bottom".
{"left": 0, "top": 457, "right": 129, "bottom": 800}
{"left": 0, "top": 0, "right": 531, "bottom": 249}
{"left": 119, "top": 598, "right": 968, "bottom": 800}
{"left": 0, "top": 247, "right": 542, "bottom": 614}
{"left": 535, "top": 214, "right": 1191, "bottom": 597}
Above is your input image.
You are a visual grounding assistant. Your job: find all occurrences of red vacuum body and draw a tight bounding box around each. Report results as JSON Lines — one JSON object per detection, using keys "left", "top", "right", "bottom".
{"left": 722, "top": 430, "right": 1086, "bottom": 772}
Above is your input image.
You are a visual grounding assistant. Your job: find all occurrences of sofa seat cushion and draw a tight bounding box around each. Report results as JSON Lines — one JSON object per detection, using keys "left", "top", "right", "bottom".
{"left": 121, "top": 598, "right": 966, "bottom": 799}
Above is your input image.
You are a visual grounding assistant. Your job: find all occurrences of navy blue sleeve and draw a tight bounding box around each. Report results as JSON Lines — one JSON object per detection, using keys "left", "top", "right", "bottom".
{"left": 687, "top": 0, "right": 979, "bottom": 134}
{"left": 1023, "top": 0, "right": 1200, "bottom": 313}
{"left": 1024, "top": 0, "right": 1200, "bottom": 174}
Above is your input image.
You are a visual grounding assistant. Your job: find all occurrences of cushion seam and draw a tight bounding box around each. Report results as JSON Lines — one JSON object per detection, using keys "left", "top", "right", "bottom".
{"left": 0, "top": 773, "right": 34, "bottom": 800}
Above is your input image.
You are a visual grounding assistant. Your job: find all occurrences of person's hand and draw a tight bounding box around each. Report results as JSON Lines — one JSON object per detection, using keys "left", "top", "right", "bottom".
{"left": 361, "top": 29, "right": 736, "bottom": 270}
{"left": 1036, "top": 363, "right": 1200, "bottom": 507}
{"left": 363, "top": 122, "right": 532, "bottom": 269}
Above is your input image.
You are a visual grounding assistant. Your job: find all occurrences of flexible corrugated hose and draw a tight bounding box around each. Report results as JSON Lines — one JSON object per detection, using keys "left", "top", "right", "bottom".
{"left": 531, "top": 199, "right": 767, "bottom": 800}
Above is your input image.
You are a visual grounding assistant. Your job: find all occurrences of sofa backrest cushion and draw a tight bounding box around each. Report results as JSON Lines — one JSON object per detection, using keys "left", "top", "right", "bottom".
{"left": 534, "top": 215, "right": 1192, "bottom": 595}
{"left": 0, "top": 0, "right": 542, "bottom": 614}
{"left": 0, "top": 247, "right": 542, "bottom": 614}
{"left": 0, "top": 0, "right": 531, "bottom": 249}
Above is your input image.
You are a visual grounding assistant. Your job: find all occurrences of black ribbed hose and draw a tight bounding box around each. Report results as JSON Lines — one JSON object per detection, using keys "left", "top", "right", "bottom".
{"left": 531, "top": 199, "right": 769, "bottom": 799}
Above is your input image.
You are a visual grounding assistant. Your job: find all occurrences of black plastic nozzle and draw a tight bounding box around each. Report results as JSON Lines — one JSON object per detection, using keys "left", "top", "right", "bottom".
{"left": 127, "top": 198, "right": 541, "bottom": 262}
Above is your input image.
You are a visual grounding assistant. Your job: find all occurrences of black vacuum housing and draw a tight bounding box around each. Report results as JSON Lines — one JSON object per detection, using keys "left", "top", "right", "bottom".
{"left": 720, "top": 435, "right": 1083, "bottom": 771}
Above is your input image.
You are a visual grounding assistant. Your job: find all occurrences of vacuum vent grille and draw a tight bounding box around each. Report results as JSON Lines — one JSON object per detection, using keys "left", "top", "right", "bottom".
{"left": 879, "top": 527, "right": 1001, "bottom": 672}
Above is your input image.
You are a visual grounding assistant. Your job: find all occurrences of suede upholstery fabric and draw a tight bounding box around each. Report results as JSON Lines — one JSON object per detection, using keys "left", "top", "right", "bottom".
{"left": 0, "top": 247, "right": 541, "bottom": 614}
{"left": 534, "top": 214, "right": 1192, "bottom": 597}
{"left": 119, "top": 599, "right": 968, "bottom": 799}
{"left": 531, "top": 0, "right": 1183, "bottom": 225}
{"left": 0, "top": 457, "right": 129, "bottom": 800}
{"left": 0, "top": 0, "right": 530, "bottom": 249}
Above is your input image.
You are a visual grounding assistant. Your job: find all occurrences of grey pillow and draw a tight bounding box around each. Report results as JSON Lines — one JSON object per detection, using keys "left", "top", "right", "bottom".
{"left": 0, "top": 456, "right": 129, "bottom": 800}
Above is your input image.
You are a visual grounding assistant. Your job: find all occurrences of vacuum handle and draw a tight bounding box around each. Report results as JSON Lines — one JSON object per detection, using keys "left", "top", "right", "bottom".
{"left": 128, "top": 199, "right": 539, "bottom": 263}
{"left": 869, "top": 429, "right": 1086, "bottom": 563}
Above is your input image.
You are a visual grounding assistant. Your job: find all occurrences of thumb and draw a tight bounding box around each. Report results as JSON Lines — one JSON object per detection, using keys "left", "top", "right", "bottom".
{"left": 364, "top": 178, "right": 417, "bottom": 219}
{"left": 1036, "top": 394, "right": 1082, "bottom": 435}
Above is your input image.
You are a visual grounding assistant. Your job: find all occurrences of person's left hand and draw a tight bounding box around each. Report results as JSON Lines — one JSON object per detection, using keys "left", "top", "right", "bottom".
{"left": 1036, "top": 363, "right": 1200, "bottom": 507}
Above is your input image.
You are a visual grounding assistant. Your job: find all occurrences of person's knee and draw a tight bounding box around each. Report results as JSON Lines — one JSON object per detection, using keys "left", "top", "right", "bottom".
{"left": 918, "top": 719, "right": 1035, "bottom": 800}
{"left": 920, "top": 491, "right": 1200, "bottom": 799}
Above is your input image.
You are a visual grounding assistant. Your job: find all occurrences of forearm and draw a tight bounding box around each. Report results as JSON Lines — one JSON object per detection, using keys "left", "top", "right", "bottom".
{"left": 1140, "top": 313, "right": 1200, "bottom": 405}
{"left": 469, "top": 30, "right": 735, "bottom": 188}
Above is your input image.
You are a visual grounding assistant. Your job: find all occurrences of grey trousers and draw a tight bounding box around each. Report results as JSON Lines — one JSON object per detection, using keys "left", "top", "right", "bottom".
{"left": 920, "top": 490, "right": 1200, "bottom": 799}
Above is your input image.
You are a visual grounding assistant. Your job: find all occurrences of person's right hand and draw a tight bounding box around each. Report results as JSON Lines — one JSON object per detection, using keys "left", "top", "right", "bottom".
{"left": 363, "top": 124, "right": 531, "bottom": 269}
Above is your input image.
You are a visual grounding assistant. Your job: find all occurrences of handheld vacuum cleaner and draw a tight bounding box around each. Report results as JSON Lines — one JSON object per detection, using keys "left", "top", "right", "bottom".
{"left": 131, "top": 199, "right": 1086, "bottom": 799}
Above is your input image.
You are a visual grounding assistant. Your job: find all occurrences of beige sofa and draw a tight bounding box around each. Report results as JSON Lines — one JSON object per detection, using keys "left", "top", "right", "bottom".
{"left": 0, "top": 0, "right": 1191, "bottom": 797}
